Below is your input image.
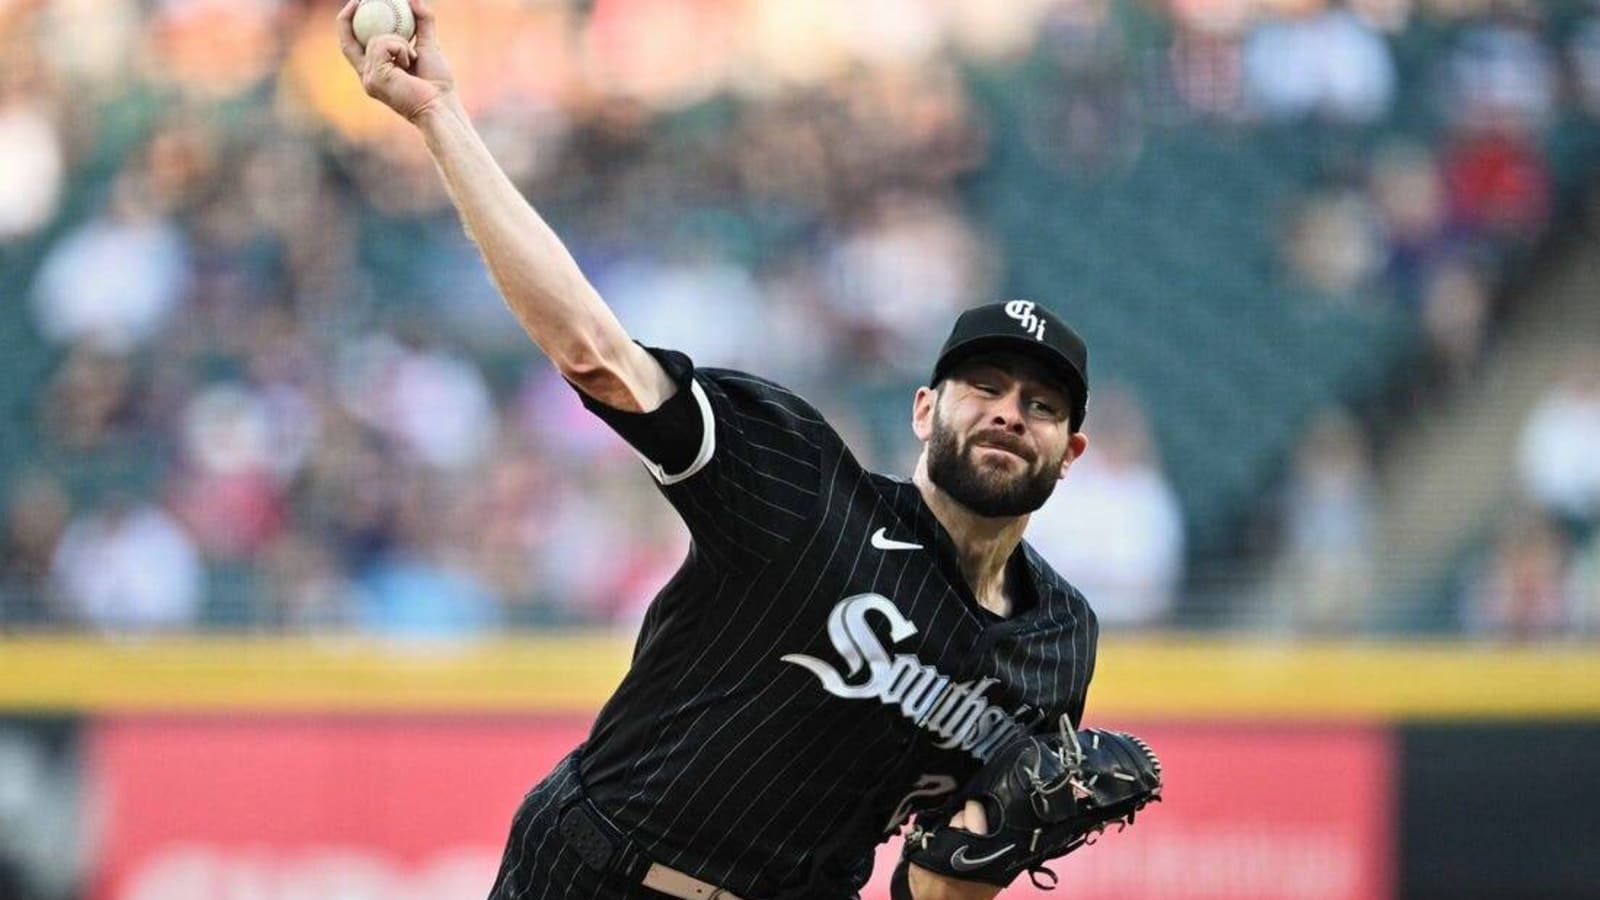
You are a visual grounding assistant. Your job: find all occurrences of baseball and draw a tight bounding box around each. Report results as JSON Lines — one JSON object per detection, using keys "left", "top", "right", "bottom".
{"left": 351, "top": 0, "right": 415, "bottom": 48}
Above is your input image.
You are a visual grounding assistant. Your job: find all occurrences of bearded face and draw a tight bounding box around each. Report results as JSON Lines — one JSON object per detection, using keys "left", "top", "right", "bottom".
{"left": 926, "top": 397, "right": 1066, "bottom": 518}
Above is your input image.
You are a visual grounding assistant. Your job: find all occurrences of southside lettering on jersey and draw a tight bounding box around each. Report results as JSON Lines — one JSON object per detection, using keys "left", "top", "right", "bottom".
{"left": 571, "top": 347, "right": 1098, "bottom": 900}
{"left": 780, "top": 594, "right": 1031, "bottom": 761}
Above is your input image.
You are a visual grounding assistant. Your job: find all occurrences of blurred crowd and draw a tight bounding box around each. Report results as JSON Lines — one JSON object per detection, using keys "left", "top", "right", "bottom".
{"left": 1271, "top": 2, "right": 1569, "bottom": 390}
{"left": 1, "top": 0, "right": 1598, "bottom": 637}
{"left": 1241, "top": 1, "right": 1600, "bottom": 638}
{"left": 1467, "top": 351, "right": 1600, "bottom": 636}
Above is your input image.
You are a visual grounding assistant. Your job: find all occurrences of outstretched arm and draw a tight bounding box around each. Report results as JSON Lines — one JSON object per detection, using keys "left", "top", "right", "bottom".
{"left": 335, "top": 0, "right": 672, "bottom": 412}
{"left": 906, "top": 865, "right": 1002, "bottom": 900}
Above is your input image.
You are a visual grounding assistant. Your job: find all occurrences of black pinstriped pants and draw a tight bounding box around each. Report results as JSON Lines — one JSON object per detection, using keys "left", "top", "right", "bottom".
{"left": 485, "top": 749, "right": 864, "bottom": 900}
{"left": 485, "top": 750, "right": 659, "bottom": 900}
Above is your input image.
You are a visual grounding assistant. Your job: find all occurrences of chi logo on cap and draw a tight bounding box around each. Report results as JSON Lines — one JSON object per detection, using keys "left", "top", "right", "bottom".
{"left": 1004, "top": 300, "right": 1045, "bottom": 342}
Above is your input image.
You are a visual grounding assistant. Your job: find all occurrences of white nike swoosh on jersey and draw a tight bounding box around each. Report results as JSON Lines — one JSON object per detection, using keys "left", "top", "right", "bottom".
{"left": 950, "top": 843, "right": 1016, "bottom": 870}
{"left": 870, "top": 528, "right": 924, "bottom": 551}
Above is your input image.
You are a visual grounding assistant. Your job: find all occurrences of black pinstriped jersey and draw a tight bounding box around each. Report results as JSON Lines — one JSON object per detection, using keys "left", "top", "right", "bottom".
{"left": 573, "top": 347, "right": 1099, "bottom": 899}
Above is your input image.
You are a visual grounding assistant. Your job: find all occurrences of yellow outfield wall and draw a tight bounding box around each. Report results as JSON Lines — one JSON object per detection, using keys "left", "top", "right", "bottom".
{"left": 1, "top": 635, "right": 1598, "bottom": 719}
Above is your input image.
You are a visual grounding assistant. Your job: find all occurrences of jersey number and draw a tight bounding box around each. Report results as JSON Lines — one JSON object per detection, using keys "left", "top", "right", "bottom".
{"left": 884, "top": 774, "right": 958, "bottom": 834}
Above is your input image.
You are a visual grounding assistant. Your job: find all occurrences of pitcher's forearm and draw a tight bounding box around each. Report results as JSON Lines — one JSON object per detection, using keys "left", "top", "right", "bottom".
{"left": 908, "top": 865, "right": 1002, "bottom": 900}
{"left": 335, "top": 0, "right": 668, "bottom": 408}
{"left": 411, "top": 95, "right": 631, "bottom": 377}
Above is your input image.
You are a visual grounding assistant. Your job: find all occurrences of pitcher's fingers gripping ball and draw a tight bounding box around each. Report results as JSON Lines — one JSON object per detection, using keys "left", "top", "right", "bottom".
{"left": 351, "top": 0, "right": 415, "bottom": 48}
{"left": 894, "top": 721, "right": 1163, "bottom": 894}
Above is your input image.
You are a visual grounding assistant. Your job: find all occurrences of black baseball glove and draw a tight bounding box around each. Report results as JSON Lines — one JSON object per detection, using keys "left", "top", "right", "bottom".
{"left": 897, "top": 720, "right": 1162, "bottom": 892}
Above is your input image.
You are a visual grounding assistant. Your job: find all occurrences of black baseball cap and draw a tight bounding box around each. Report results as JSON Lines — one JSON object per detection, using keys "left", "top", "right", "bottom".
{"left": 930, "top": 300, "right": 1090, "bottom": 431}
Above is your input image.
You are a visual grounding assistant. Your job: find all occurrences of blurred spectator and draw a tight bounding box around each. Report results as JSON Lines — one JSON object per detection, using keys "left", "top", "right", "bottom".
{"left": 1442, "top": 124, "right": 1552, "bottom": 243}
{"left": 49, "top": 496, "right": 203, "bottom": 631}
{"left": 1369, "top": 140, "right": 1452, "bottom": 306}
{"left": 167, "top": 382, "right": 290, "bottom": 561}
{"left": 531, "top": 469, "right": 686, "bottom": 624}
{"left": 1284, "top": 187, "right": 1386, "bottom": 303}
{"left": 604, "top": 501, "right": 690, "bottom": 626}
{"left": 144, "top": 0, "right": 283, "bottom": 99}
{"left": 0, "top": 78, "right": 65, "bottom": 244}
{"left": 28, "top": 171, "right": 192, "bottom": 353}
{"left": 1025, "top": 385, "right": 1184, "bottom": 627}
{"left": 1037, "top": 0, "right": 1120, "bottom": 72}
{"left": 33, "top": 0, "right": 142, "bottom": 93}
{"left": 257, "top": 532, "right": 360, "bottom": 630}
{"left": 39, "top": 344, "right": 142, "bottom": 452}
{"left": 1463, "top": 508, "right": 1571, "bottom": 638}
{"left": 241, "top": 318, "right": 325, "bottom": 480}
{"left": 295, "top": 415, "right": 403, "bottom": 576}
{"left": 461, "top": 448, "right": 551, "bottom": 622}
{"left": 1242, "top": 3, "right": 1395, "bottom": 124}
{"left": 513, "top": 365, "right": 640, "bottom": 466}
{"left": 1275, "top": 410, "right": 1377, "bottom": 632}
{"left": 357, "top": 552, "right": 501, "bottom": 639}
{"left": 334, "top": 333, "right": 498, "bottom": 471}
{"left": 1447, "top": 7, "right": 1558, "bottom": 136}
{"left": 355, "top": 474, "right": 502, "bottom": 638}
{"left": 601, "top": 246, "right": 769, "bottom": 372}
{"left": 1417, "top": 255, "right": 1493, "bottom": 388}
{"left": 1168, "top": 23, "right": 1246, "bottom": 120}
{"left": 1439, "top": 8, "right": 1556, "bottom": 244}
{"left": 0, "top": 474, "right": 72, "bottom": 627}
{"left": 139, "top": 114, "right": 223, "bottom": 216}
{"left": 1515, "top": 354, "right": 1600, "bottom": 544}
{"left": 820, "top": 190, "right": 995, "bottom": 375}
{"left": 1024, "top": 0, "right": 1144, "bottom": 175}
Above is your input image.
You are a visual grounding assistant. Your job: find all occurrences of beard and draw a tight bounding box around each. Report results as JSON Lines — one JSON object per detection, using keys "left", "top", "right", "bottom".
{"left": 927, "top": 409, "right": 1063, "bottom": 518}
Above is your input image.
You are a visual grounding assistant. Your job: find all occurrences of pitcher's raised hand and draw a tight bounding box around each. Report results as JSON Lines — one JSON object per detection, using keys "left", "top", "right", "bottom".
{"left": 336, "top": 0, "right": 454, "bottom": 123}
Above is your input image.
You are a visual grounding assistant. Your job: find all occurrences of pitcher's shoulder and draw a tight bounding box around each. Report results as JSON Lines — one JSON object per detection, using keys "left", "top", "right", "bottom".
{"left": 1020, "top": 539, "right": 1099, "bottom": 629}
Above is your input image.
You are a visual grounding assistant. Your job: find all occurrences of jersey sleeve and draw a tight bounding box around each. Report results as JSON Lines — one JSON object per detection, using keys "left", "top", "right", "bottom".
{"left": 573, "top": 346, "right": 836, "bottom": 566}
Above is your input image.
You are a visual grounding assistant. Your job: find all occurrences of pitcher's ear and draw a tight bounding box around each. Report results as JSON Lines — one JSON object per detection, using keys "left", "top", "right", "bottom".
{"left": 912, "top": 385, "right": 939, "bottom": 442}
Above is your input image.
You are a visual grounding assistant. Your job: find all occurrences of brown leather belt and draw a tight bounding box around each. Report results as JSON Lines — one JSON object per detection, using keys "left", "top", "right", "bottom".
{"left": 642, "top": 862, "right": 748, "bottom": 900}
